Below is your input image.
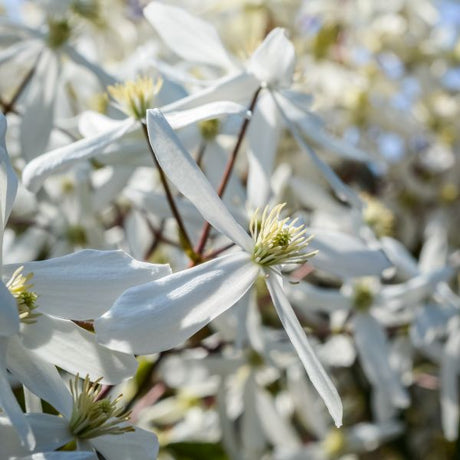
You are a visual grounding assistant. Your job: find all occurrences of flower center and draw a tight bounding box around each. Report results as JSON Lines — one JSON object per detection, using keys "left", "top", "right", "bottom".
{"left": 47, "top": 18, "right": 72, "bottom": 49}
{"left": 107, "top": 76, "right": 163, "bottom": 120}
{"left": 352, "top": 279, "right": 375, "bottom": 311}
{"left": 199, "top": 118, "right": 220, "bottom": 141}
{"left": 6, "top": 266, "right": 41, "bottom": 324}
{"left": 362, "top": 193, "right": 394, "bottom": 238}
{"left": 69, "top": 375, "right": 134, "bottom": 439}
{"left": 249, "top": 204, "right": 317, "bottom": 267}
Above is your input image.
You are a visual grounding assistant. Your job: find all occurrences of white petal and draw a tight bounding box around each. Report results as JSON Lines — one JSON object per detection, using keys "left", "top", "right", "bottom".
{"left": 352, "top": 313, "right": 410, "bottom": 409}
{"left": 144, "top": 2, "right": 235, "bottom": 70}
{"left": 26, "top": 414, "right": 71, "bottom": 453}
{"left": 247, "top": 28, "right": 295, "bottom": 88}
{"left": 287, "top": 364, "right": 329, "bottom": 439}
{"left": 63, "top": 44, "right": 116, "bottom": 87}
{"left": 241, "top": 373, "right": 268, "bottom": 455}
{"left": 255, "top": 382, "right": 301, "bottom": 448}
{"left": 20, "top": 315, "right": 137, "bottom": 384}
{"left": 272, "top": 92, "right": 363, "bottom": 209}
{"left": 0, "top": 113, "right": 18, "bottom": 232}
{"left": 7, "top": 337, "right": 73, "bottom": 418}
{"left": 440, "top": 327, "right": 460, "bottom": 441}
{"left": 265, "top": 270, "right": 343, "bottom": 427}
{"left": 95, "top": 252, "right": 259, "bottom": 354}
{"left": 78, "top": 111, "right": 126, "bottom": 137}
{"left": 146, "top": 109, "right": 253, "bottom": 251}
{"left": 0, "top": 339, "right": 35, "bottom": 449}
{"left": 22, "top": 118, "right": 136, "bottom": 193}
{"left": 419, "top": 211, "right": 448, "bottom": 273}
{"left": 165, "top": 101, "right": 247, "bottom": 130}
{"left": 308, "top": 230, "right": 392, "bottom": 278}
{"left": 280, "top": 90, "right": 373, "bottom": 163}
{"left": 0, "top": 39, "right": 39, "bottom": 66}
{"left": 247, "top": 92, "right": 282, "bottom": 208}
{"left": 90, "top": 427, "right": 159, "bottom": 460}
{"left": 162, "top": 72, "right": 260, "bottom": 112}
{"left": 4, "top": 249, "right": 171, "bottom": 320}
{"left": 285, "top": 280, "right": 351, "bottom": 313}
{"left": 17, "top": 452, "right": 98, "bottom": 460}
{"left": 381, "top": 266, "right": 455, "bottom": 308}
{"left": 0, "top": 281, "right": 19, "bottom": 336}
{"left": 380, "top": 236, "right": 419, "bottom": 279}
{"left": 20, "top": 48, "right": 60, "bottom": 161}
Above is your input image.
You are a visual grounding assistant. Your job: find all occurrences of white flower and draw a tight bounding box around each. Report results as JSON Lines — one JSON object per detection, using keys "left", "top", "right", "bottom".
{"left": 0, "top": 113, "right": 171, "bottom": 448}
{"left": 144, "top": 3, "right": 373, "bottom": 208}
{"left": 22, "top": 73, "right": 247, "bottom": 193}
{"left": 96, "top": 109, "right": 343, "bottom": 427}
{"left": 0, "top": 375, "right": 159, "bottom": 460}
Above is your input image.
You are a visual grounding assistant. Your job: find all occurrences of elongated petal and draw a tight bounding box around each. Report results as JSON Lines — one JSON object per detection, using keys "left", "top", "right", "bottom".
{"left": 0, "top": 113, "right": 18, "bottom": 232}
{"left": 91, "top": 427, "right": 158, "bottom": 460}
{"left": 242, "top": 373, "right": 268, "bottom": 455}
{"left": 247, "top": 92, "right": 282, "bottom": 208}
{"left": 78, "top": 111, "right": 127, "bottom": 137}
{"left": 352, "top": 313, "right": 410, "bottom": 409}
{"left": 95, "top": 252, "right": 259, "bottom": 354}
{"left": 20, "top": 48, "right": 60, "bottom": 161}
{"left": 0, "top": 414, "right": 71, "bottom": 458}
{"left": 63, "top": 44, "right": 117, "bottom": 87}
{"left": 7, "top": 337, "right": 73, "bottom": 418}
{"left": 440, "top": 325, "right": 460, "bottom": 441}
{"left": 285, "top": 280, "right": 351, "bottom": 313}
{"left": 4, "top": 249, "right": 171, "bottom": 320}
{"left": 18, "top": 452, "right": 98, "bottom": 460}
{"left": 380, "top": 236, "right": 419, "bottom": 279}
{"left": 271, "top": 92, "right": 363, "bottom": 209}
{"left": 22, "top": 118, "right": 136, "bottom": 193}
{"left": 381, "top": 266, "right": 455, "bottom": 309}
{"left": 280, "top": 90, "right": 373, "bottom": 163}
{"left": 20, "top": 315, "right": 137, "bottom": 384}
{"left": 0, "top": 281, "right": 19, "bottom": 336}
{"left": 162, "top": 72, "right": 260, "bottom": 112}
{"left": 0, "top": 39, "right": 40, "bottom": 66}
{"left": 165, "top": 101, "right": 247, "bottom": 129}
{"left": 265, "top": 270, "right": 343, "bottom": 427}
{"left": 144, "top": 2, "right": 235, "bottom": 70}
{"left": 308, "top": 230, "right": 392, "bottom": 278}
{"left": 247, "top": 28, "right": 295, "bottom": 88}
{"left": 147, "top": 109, "right": 253, "bottom": 251}
{"left": 0, "top": 339, "right": 35, "bottom": 449}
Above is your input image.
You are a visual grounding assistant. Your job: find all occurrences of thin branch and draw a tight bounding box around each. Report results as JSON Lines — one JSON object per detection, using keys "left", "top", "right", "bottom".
{"left": 141, "top": 122, "right": 198, "bottom": 262}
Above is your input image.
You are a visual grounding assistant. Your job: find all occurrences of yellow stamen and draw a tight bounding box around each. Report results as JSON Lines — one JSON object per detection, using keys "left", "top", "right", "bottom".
{"left": 6, "top": 266, "right": 40, "bottom": 324}
{"left": 69, "top": 374, "right": 134, "bottom": 439}
{"left": 249, "top": 204, "right": 317, "bottom": 267}
{"left": 107, "top": 76, "right": 163, "bottom": 120}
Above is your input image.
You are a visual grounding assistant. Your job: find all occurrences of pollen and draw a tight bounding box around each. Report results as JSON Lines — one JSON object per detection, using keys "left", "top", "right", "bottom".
{"left": 249, "top": 203, "right": 317, "bottom": 267}
{"left": 69, "top": 374, "right": 134, "bottom": 439}
{"left": 107, "top": 76, "right": 163, "bottom": 120}
{"left": 6, "top": 266, "right": 40, "bottom": 324}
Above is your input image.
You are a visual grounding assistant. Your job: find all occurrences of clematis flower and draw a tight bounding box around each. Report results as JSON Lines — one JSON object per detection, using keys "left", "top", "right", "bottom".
{"left": 144, "top": 3, "right": 374, "bottom": 209}
{"left": 0, "top": 113, "right": 171, "bottom": 448}
{"left": 96, "top": 109, "right": 344, "bottom": 427}
{"left": 0, "top": 375, "right": 158, "bottom": 460}
{"left": 22, "top": 73, "right": 247, "bottom": 193}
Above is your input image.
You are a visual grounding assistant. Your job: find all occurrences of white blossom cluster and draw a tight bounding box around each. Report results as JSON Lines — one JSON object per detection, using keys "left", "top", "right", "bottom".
{"left": 1, "top": 0, "right": 459, "bottom": 459}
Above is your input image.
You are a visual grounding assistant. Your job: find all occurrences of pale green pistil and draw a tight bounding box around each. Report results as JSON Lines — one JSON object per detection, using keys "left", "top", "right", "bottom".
{"left": 249, "top": 204, "right": 317, "bottom": 267}
{"left": 69, "top": 375, "right": 134, "bottom": 439}
{"left": 6, "top": 266, "right": 41, "bottom": 324}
